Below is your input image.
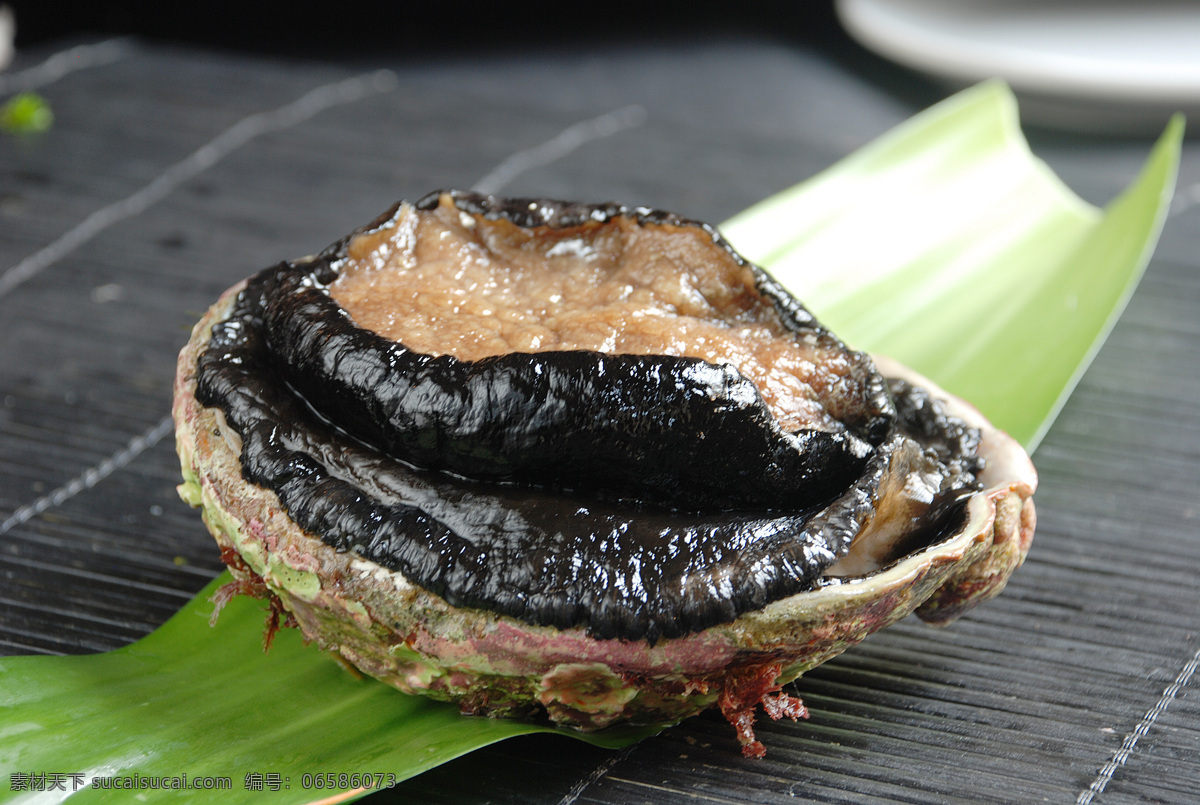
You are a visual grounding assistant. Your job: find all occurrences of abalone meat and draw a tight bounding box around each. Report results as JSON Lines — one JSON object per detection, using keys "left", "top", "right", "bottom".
{"left": 173, "top": 191, "right": 1036, "bottom": 757}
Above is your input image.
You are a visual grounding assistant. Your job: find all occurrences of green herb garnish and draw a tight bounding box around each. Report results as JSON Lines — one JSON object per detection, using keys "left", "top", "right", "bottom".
{"left": 0, "top": 92, "right": 54, "bottom": 134}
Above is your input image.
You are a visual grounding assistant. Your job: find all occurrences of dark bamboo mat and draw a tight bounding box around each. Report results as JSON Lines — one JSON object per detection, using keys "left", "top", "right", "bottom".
{"left": 1, "top": 31, "right": 1197, "bottom": 805}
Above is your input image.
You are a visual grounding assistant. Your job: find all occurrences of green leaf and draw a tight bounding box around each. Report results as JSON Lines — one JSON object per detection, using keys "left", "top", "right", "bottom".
{"left": 1, "top": 82, "right": 1179, "bottom": 803}
{"left": 721, "top": 80, "right": 1182, "bottom": 450}
{"left": 0, "top": 573, "right": 657, "bottom": 803}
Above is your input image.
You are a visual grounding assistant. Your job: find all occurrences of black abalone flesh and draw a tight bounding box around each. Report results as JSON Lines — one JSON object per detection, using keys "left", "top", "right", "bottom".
{"left": 173, "top": 191, "right": 1037, "bottom": 757}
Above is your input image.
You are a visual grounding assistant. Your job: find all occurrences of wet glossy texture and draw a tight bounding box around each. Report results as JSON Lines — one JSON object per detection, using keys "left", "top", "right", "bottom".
{"left": 261, "top": 192, "right": 894, "bottom": 511}
{"left": 195, "top": 192, "right": 983, "bottom": 642}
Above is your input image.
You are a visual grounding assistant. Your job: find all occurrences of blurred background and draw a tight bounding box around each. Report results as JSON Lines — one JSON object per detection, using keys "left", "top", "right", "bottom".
{"left": 4, "top": 1, "right": 848, "bottom": 56}
{"left": 8, "top": 0, "right": 1198, "bottom": 135}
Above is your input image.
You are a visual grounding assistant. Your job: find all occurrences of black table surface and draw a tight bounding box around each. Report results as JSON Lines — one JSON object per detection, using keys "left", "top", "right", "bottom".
{"left": 1, "top": 24, "right": 1198, "bottom": 805}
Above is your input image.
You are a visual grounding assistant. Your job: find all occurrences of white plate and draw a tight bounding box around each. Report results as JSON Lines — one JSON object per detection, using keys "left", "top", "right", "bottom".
{"left": 836, "top": 0, "right": 1200, "bottom": 130}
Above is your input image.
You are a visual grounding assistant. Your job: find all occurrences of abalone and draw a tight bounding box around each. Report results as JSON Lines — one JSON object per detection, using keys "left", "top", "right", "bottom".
{"left": 173, "top": 191, "right": 1036, "bottom": 757}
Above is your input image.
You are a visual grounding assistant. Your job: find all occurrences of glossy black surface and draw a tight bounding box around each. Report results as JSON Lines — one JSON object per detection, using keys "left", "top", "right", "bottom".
{"left": 197, "top": 245, "right": 978, "bottom": 641}
{"left": 262, "top": 191, "right": 892, "bottom": 511}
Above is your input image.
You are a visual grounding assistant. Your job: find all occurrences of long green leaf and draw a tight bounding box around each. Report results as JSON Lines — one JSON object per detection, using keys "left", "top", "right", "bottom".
{"left": 0, "top": 81, "right": 1180, "bottom": 803}
{"left": 722, "top": 80, "right": 1182, "bottom": 450}
{"left": 0, "top": 573, "right": 654, "bottom": 803}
